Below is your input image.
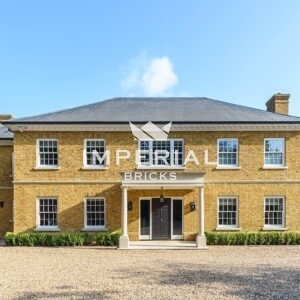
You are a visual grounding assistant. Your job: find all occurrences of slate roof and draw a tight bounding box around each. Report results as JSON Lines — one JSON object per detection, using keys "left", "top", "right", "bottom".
{"left": 4, "top": 97, "right": 300, "bottom": 124}
{"left": 0, "top": 125, "right": 13, "bottom": 139}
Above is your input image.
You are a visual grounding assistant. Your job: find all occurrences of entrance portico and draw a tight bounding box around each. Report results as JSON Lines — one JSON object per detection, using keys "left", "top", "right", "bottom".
{"left": 119, "top": 172, "right": 207, "bottom": 249}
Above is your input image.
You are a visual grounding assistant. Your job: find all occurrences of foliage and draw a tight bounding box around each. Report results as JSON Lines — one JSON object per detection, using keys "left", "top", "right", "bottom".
{"left": 4, "top": 231, "right": 120, "bottom": 247}
{"left": 205, "top": 231, "right": 300, "bottom": 245}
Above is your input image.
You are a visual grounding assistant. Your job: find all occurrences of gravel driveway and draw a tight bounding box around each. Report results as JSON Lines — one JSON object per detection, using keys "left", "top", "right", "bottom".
{"left": 0, "top": 246, "right": 299, "bottom": 299}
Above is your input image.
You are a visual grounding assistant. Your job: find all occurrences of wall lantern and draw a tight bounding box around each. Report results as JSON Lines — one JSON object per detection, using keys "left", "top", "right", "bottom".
{"left": 160, "top": 187, "right": 164, "bottom": 202}
{"left": 128, "top": 201, "right": 133, "bottom": 211}
{"left": 190, "top": 201, "right": 196, "bottom": 211}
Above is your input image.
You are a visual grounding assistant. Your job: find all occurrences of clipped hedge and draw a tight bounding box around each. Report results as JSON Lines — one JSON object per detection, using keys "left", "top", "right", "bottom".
{"left": 205, "top": 231, "right": 300, "bottom": 245}
{"left": 4, "top": 231, "right": 121, "bottom": 247}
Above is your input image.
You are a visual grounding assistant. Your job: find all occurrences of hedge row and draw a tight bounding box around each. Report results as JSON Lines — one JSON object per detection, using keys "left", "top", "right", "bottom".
{"left": 205, "top": 231, "right": 300, "bottom": 245}
{"left": 4, "top": 231, "right": 121, "bottom": 247}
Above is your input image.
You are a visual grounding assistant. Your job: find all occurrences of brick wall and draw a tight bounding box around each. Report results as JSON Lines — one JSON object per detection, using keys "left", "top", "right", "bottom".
{"left": 0, "top": 144, "right": 13, "bottom": 236}
{"left": 11, "top": 130, "right": 300, "bottom": 238}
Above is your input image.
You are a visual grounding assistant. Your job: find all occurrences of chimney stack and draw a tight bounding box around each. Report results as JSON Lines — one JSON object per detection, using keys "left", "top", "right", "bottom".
{"left": 266, "top": 93, "right": 290, "bottom": 115}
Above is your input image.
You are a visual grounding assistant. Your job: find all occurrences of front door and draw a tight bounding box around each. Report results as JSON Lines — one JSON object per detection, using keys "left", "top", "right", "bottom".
{"left": 152, "top": 198, "right": 171, "bottom": 240}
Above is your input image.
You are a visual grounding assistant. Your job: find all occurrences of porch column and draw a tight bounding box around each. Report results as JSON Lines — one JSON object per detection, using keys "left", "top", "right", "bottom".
{"left": 196, "top": 186, "right": 207, "bottom": 248}
{"left": 119, "top": 185, "right": 129, "bottom": 249}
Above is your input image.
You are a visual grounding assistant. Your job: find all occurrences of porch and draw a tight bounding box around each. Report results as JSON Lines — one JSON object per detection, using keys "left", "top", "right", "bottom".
{"left": 119, "top": 171, "right": 207, "bottom": 249}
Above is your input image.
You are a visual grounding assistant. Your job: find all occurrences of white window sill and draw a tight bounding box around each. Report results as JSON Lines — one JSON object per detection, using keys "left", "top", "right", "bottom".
{"left": 81, "top": 227, "right": 107, "bottom": 232}
{"left": 262, "top": 166, "right": 288, "bottom": 170}
{"left": 215, "top": 227, "right": 241, "bottom": 231}
{"left": 35, "top": 227, "right": 60, "bottom": 232}
{"left": 136, "top": 166, "right": 186, "bottom": 170}
{"left": 34, "top": 166, "right": 61, "bottom": 170}
{"left": 262, "top": 227, "right": 288, "bottom": 231}
{"left": 81, "top": 166, "right": 107, "bottom": 170}
{"left": 216, "top": 166, "right": 241, "bottom": 170}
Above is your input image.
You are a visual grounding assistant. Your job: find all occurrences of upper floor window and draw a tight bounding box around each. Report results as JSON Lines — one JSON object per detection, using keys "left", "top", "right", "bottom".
{"left": 139, "top": 139, "right": 184, "bottom": 167}
{"left": 37, "top": 139, "right": 58, "bottom": 167}
{"left": 84, "top": 139, "right": 106, "bottom": 167}
{"left": 218, "top": 197, "right": 238, "bottom": 228}
{"left": 264, "top": 197, "right": 284, "bottom": 228}
{"left": 36, "top": 197, "right": 59, "bottom": 231}
{"left": 264, "top": 138, "right": 285, "bottom": 167}
{"left": 84, "top": 198, "right": 106, "bottom": 230}
{"left": 218, "top": 139, "right": 238, "bottom": 167}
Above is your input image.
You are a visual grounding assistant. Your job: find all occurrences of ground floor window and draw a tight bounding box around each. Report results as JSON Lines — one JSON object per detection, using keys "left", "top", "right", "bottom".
{"left": 264, "top": 197, "right": 284, "bottom": 228}
{"left": 218, "top": 197, "right": 238, "bottom": 228}
{"left": 37, "top": 198, "right": 58, "bottom": 230}
{"left": 84, "top": 198, "right": 106, "bottom": 230}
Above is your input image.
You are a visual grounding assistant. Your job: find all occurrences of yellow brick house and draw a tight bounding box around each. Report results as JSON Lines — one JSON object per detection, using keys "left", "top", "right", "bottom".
{"left": 2, "top": 93, "right": 300, "bottom": 248}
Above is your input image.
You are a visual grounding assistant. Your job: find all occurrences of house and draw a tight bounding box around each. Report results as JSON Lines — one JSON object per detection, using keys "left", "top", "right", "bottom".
{"left": 2, "top": 93, "right": 300, "bottom": 248}
{"left": 0, "top": 115, "right": 14, "bottom": 235}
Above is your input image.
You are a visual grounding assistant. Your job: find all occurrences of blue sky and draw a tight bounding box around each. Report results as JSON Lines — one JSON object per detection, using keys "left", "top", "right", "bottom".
{"left": 1, "top": 1, "right": 300, "bottom": 117}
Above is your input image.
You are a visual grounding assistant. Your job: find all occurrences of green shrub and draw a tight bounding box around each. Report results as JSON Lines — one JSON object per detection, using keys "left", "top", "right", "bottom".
{"left": 95, "top": 231, "right": 121, "bottom": 246}
{"left": 4, "top": 232, "right": 121, "bottom": 247}
{"left": 4, "top": 232, "right": 89, "bottom": 247}
{"left": 205, "top": 231, "right": 300, "bottom": 245}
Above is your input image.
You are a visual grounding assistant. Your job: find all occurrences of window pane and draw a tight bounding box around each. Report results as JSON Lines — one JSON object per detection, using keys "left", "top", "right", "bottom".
{"left": 39, "top": 198, "right": 58, "bottom": 227}
{"left": 86, "top": 199, "right": 105, "bottom": 228}
{"left": 218, "top": 198, "right": 237, "bottom": 227}
{"left": 218, "top": 139, "right": 238, "bottom": 166}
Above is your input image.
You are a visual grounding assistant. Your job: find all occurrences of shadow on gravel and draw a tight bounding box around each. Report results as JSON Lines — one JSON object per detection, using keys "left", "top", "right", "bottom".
{"left": 13, "top": 290, "right": 118, "bottom": 300}
{"left": 158, "top": 263, "right": 300, "bottom": 299}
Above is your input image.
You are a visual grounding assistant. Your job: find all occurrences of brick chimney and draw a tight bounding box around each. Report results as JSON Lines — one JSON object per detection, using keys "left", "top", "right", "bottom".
{"left": 266, "top": 93, "right": 290, "bottom": 115}
{"left": 0, "top": 114, "right": 13, "bottom": 122}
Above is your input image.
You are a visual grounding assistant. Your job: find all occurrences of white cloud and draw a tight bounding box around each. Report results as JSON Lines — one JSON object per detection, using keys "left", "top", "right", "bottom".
{"left": 121, "top": 53, "right": 178, "bottom": 96}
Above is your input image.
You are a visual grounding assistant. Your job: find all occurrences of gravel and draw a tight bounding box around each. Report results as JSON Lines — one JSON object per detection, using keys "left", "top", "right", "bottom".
{"left": 0, "top": 246, "right": 299, "bottom": 299}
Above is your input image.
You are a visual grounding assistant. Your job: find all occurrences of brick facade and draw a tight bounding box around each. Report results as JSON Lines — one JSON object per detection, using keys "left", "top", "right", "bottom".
{"left": 9, "top": 129, "right": 300, "bottom": 240}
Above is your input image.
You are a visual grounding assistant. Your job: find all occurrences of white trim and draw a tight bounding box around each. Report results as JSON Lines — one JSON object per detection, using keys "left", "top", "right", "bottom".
{"left": 36, "top": 197, "right": 59, "bottom": 231}
{"left": 83, "top": 138, "right": 106, "bottom": 168}
{"left": 217, "top": 138, "right": 239, "bottom": 168}
{"left": 215, "top": 227, "right": 241, "bottom": 231}
{"left": 217, "top": 196, "right": 239, "bottom": 229}
{"left": 81, "top": 166, "right": 108, "bottom": 170}
{"left": 13, "top": 180, "right": 120, "bottom": 184}
{"left": 34, "top": 166, "right": 61, "bottom": 170}
{"left": 264, "top": 196, "right": 285, "bottom": 229}
{"left": 262, "top": 227, "right": 288, "bottom": 231}
{"left": 82, "top": 197, "right": 106, "bottom": 231}
{"left": 264, "top": 138, "right": 285, "bottom": 168}
{"left": 6, "top": 123, "right": 300, "bottom": 132}
{"left": 36, "top": 138, "right": 59, "bottom": 168}
{"left": 215, "top": 166, "right": 242, "bottom": 170}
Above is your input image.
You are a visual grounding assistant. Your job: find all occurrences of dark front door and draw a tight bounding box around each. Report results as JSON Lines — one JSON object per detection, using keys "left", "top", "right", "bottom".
{"left": 152, "top": 198, "right": 171, "bottom": 240}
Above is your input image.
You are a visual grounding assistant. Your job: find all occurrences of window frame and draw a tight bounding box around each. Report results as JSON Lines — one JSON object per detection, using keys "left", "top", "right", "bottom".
{"left": 83, "top": 139, "right": 106, "bottom": 168}
{"left": 217, "top": 196, "right": 239, "bottom": 229}
{"left": 138, "top": 138, "right": 184, "bottom": 168}
{"left": 36, "top": 138, "right": 59, "bottom": 168}
{"left": 36, "top": 197, "right": 59, "bottom": 231}
{"left": 264, "top": 138, "right": 285, "bottom": 168}
{"left": 217, "top": 138, "right": 239, "bottom": 167}
{"left": 83, "top": 198, "right": 106, "bottom": 231}
{"left": 264, "top": 196, "right": 285, "bottom": 229}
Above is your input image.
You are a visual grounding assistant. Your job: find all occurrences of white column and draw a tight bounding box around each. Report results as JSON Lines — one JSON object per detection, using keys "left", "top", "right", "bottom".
{"left": 119, "top": 185, "right": 129, "bottom": 249}
{"left": 196, "top": 186, "right": 207, "bottom": 248}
